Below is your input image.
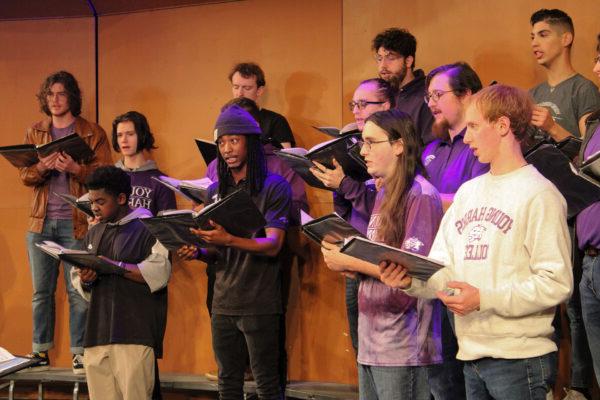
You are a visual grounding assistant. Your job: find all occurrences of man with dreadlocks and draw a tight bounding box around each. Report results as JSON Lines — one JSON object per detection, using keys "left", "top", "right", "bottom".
{"left": 178, "top": 105, "right": 291, "bottom": 400}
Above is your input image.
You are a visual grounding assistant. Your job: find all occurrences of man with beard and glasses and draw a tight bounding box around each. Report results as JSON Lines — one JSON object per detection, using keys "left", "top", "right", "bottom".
{"left": 422, "top": 62, "right": 489, "bottom": 211}
{"left": 372, "top": 28, "right": 434, "bottom": 145}
{"left": 419, "top": 62, "right": 489, "bottom": 400}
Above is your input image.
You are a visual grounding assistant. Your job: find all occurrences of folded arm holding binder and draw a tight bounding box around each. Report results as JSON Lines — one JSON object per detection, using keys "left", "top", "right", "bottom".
{"left": 300, "top": 210, "right": 364, "bottom": 246}
{"left": 339, "top": 236, "right": 444, "bottom": 281}
{"left": 275, "top": 134, "right": 370, "bottom": 190}
{"left": 0, "top": 133, "right": 95, "bottom": 168}
{"left": 141, "top": 189, "right": 266, "bottom": 251}
{"left": 35, "top": 241, "right": 126, "bottom": 275}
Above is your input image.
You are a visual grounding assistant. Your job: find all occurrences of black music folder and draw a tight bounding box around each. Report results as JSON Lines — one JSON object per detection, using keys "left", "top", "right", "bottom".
{"left": 0, "top": 133, "right": 95, "bottom": 168}
{"left": 339, "top": 236, "right": 444, "bottom": 281}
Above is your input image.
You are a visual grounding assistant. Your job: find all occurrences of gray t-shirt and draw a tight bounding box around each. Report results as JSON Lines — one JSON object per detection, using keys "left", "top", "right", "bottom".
{"left": 46, "top": 123, "right": 75, "bottom": 219}
{"left": 530, "top": 73, "right": 600, "bottom": 137}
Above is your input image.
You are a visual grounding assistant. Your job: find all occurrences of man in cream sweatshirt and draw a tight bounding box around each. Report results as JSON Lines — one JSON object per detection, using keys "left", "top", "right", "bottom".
{"left": 380, "top": 84, "right": 573, "bottom": 399}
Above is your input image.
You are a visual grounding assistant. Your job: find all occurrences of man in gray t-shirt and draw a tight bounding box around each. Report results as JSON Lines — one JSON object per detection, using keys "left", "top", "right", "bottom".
{"left": 529, "top": 9, "right": 600, "bottom": 399}
{"left": 530, "top": 9, "right": 600, "bottom": 140}
{"left": 530, "top": 74, "right": 600, "bottom": 138}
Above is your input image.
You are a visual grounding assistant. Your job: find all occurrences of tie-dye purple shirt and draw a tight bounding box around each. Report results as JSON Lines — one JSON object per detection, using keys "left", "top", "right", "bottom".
{"left": 357, "top": 175, "right": 444, "bottom": 366}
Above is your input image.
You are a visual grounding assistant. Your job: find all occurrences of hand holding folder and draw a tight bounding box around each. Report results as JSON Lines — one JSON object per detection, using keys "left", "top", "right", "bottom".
{"left": 0, "top": 133, "right": 94, "bottom": 168}
{"left": 35, "top": 241, "right": 126, "bottom": 275}
{"left": 140, "top": 189, "right": 266, "bottom": 251}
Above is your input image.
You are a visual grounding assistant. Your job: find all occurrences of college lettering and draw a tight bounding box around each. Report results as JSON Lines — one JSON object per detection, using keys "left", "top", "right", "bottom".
{"left": 464, "top": 244, "right": 488, "bottom": 260}
{"left": 455, "top": 207, "right": 513, "bottom": 235}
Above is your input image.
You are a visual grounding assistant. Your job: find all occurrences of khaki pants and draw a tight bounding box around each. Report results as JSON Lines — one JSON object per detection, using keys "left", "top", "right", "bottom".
{"left": 84, "top": 344, "right": 155, "bottom": 400}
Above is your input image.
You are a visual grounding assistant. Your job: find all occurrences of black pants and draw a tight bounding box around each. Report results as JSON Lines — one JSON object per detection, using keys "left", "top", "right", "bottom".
{"left": 212, "top": 314, "right": 281, "bottom": 400}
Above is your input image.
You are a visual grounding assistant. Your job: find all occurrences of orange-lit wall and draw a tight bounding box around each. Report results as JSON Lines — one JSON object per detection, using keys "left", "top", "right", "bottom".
{"left": 0, "top": 0, "right": 598, "bottom": 386}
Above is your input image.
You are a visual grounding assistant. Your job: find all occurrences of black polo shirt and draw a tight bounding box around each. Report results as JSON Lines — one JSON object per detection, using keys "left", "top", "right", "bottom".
{"left": 207, "top": 172, "right": 291, "bottom": 315}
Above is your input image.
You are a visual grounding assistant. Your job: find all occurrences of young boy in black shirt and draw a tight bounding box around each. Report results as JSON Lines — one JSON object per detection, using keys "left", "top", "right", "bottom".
{"left": 73, "top": 166, "right": 170, "bottom": 400}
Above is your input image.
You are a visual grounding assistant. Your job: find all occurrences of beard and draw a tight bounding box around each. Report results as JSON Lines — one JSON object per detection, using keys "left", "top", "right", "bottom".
{"left": 380, "top": 63, "right": 407, "bottom": 89}
{"left": 431, "top": 118, "right": 451, "bottom": 142}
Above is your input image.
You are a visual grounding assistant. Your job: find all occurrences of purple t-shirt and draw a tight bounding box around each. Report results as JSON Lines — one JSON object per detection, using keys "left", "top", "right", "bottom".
{"left": 576, "top": 124, "right": 600, "bottom": 250}
{"left": 46, "top": 123, "right": 75, "bottom": 219}
{"left": 357, "top": 175, "right": 443, "bottom": 367}
{"left": 422, "top": 131, "right": 489, "bottom": 194}
{"left": 205, "top": 144, "right": 308, "bottom": 226}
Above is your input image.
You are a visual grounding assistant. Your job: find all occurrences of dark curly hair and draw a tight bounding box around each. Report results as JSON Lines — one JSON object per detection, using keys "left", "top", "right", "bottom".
{"left": 37, "top": 71, "right": 82, "bottom": 117}
{"left": 85, "top": 166, "right": 132, "bottom": 202}
{"left": 228, "top": 62, "right": 266, "bottom": 88}
{"left": 111, "top": 111, "right": 157, "bottom": 153}
{"left": 372, "top": 28, "right": 417, "bottom": 68}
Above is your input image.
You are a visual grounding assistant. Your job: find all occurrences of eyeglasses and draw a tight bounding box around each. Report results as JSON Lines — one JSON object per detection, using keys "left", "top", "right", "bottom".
{"left": 357, "top": 138, "right": 398, "bottom": 151}
{"left": 424, "top": 90, "right": 454, "bottom": 103}
{"left": 374, "top": 53, "right": 403, "bottom": 63}
{"left": 348, "top": 100, "right": 385, "bottom": 111}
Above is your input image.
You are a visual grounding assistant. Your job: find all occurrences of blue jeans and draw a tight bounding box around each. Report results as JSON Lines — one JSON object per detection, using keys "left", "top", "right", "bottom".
{"left": 463, "top": 353, "right": 556, "bottom": 400}
{"left": 358, "top": 364, "right": 430, "bottom": 400}
{"left": 26, "top": 219, "right": 88, "bottom": 354}
{"left": 580, "top": 254, "right": 600, "bottom": 384}
{"left": 566, "top": 224, "right": 593, "bottom": 388}
{"left": 427, "top": 306, "right": 466, "bottom": 400}
{"left": 345, "top": 276, "right": 359, "bottom": 354}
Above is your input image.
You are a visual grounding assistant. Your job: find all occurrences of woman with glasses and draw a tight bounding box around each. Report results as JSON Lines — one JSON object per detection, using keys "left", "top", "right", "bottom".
{"left": 321, "top": 109, "right": 443, "bottom": 400}
{"left": 310, "top": 78, "right": 394, "bottom": 356}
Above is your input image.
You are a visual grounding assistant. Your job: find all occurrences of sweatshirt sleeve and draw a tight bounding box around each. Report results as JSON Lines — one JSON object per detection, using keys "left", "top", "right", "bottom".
{"left": 478, "top": 189, "right": 573, "bottom": 317}
{"left": 336, "top": 177, "right": 377, "bottom": 219}
{"left": 137, "top": 240, "right": 171, "bottom": 293}
{"left": 405, "top": 203, "right": 455, "bottom": 299}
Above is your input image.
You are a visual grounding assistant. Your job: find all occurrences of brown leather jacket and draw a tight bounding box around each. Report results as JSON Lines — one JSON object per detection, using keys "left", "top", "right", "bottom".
{"left": 18, "top": 117, "right": 113, "bottom": 239}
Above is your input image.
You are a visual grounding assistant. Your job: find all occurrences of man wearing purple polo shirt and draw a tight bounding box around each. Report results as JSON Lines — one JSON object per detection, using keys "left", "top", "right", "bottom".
{"left": 420, "top": 62, "right": 489, "bottom": 400}
{"left": 576, "top": 33, "right": 600, "bottom": 392}
{"left": 423, "top": 62, "right": 489, "bottom": 211}
{"left": 373, "top": 28, "right": 434, "bottom": 145}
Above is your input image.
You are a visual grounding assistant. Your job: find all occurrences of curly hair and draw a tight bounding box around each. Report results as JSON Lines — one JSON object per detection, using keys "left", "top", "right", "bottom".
{"left": 85, "top": 166, "right": 132, "bottom": 202}
{"left": 37, "top": 71, "right": 82, "bottom": 117}
{"left": 111, "top": 111, "right": 157, "bottom": 153}
{"left": 228, "top": 62, "right": 266, "bottom": 88}
{"left": 372, "top": 28, "right": 417, "bottom": 67}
